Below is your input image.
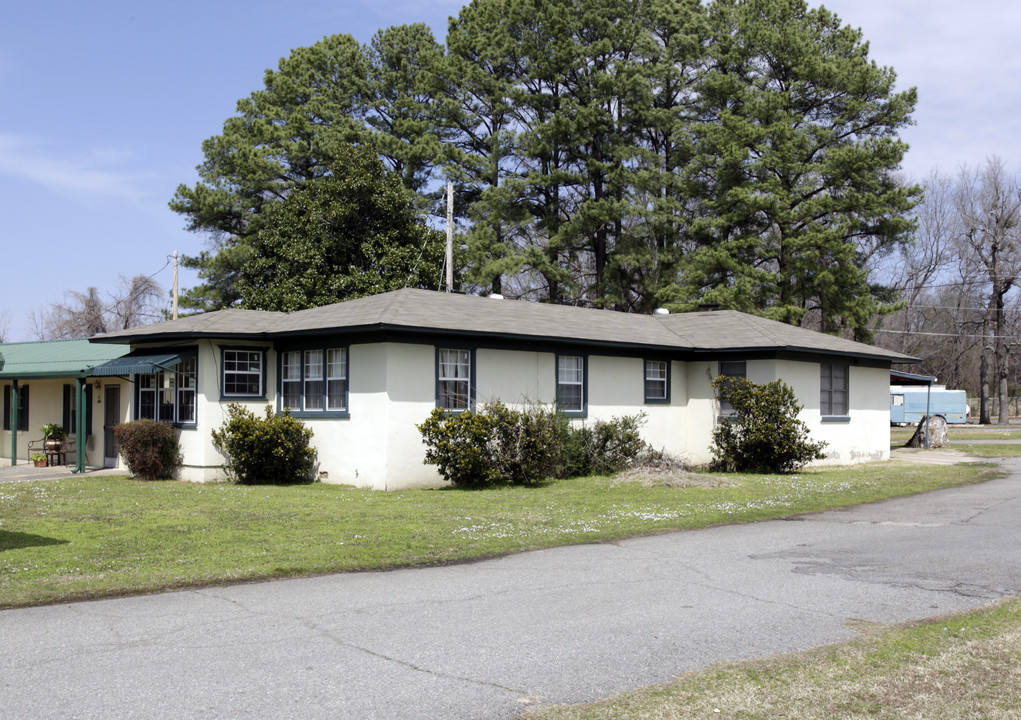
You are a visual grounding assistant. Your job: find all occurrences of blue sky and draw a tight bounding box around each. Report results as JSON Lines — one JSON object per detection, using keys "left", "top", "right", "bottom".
{"left": 2, "top": 0, "right": 1019, "bottom": 341}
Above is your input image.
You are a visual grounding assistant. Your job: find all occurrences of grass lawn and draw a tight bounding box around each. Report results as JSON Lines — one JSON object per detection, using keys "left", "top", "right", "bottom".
{"left": 0, "top": 461, "right": 1000, "bottom": 609}
{"left": 956, "top": 443, "right": 1021, "bottom": 458}
{"left": 522, "top": 597, "right": 1021, "bottom": 720}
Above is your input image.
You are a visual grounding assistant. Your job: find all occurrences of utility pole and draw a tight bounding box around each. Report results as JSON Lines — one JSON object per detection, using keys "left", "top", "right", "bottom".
{"left": 173, "top": 251, "right": 179, "bottom": 319}
{"left": 446, "top": 182, "right": 454, "bottom": 293}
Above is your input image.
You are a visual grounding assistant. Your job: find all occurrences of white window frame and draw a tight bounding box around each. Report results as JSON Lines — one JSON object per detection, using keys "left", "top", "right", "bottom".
{"left": 557, "top": 355, "right": 586, "bottom": 415}
{"left": 821, "top": 363, "right": 849, "bottom": 417}
{"left": 437, "top": 348, "right": 473, "bottom": 411}
{"left": 137, "top": 355, "right": 197, "bottom": 425}
{"left": 326, "top": 349, "right": 348, "bottom": 412}
{"left": 303, "top": 350, "right": 324, "bottom": 411}
{"left": 222, "top": 349, "right": 264, "bottom": 398}
{"left": 718, "top": 360, "right": 746, "bottom": 416}
{"left": 280, "top": 347, "right": 348, "bottom": 415}
{"left": 281, "top": 351, "right": 302, "bottom": 411}
{"left": 644, "top": 359, "right": 669, "bottom": 402}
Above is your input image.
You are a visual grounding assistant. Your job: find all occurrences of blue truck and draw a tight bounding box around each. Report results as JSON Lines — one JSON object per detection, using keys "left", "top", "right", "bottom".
{"left": 890, "top": 385, "right": 968, "bottom": 425}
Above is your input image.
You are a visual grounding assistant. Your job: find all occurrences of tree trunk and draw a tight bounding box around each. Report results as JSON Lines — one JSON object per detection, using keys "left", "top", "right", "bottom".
{"left": 996, "top": 293, "right": 1010, "bottom": 424}
{"left": 980, "top": 315, "right": 992, "bottom": 424}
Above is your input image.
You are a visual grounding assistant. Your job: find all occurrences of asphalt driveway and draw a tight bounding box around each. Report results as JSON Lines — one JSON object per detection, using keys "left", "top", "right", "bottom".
{"left": 2, "top": 461, "right": 1020, "bottom": 719}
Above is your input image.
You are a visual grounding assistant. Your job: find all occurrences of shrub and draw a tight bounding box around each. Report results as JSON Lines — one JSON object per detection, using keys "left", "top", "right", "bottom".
{"left": 487, "top": 402, "right": 564, "bottom": 486}
{"left": 590, "top": 413, "right": 648, "bottom": 475}
{"left": 419, "top": 403, "right": 651, "bottom": 487}
{"left": 211, "top": 404, "right": 317, "bottom": 485}
{"left": 560, "top": 413, "right": 649, "bottom": 477}
{"left": 113, "top": 419, "right": 182, "bottom": 481}
{"left": 559, "top": 421, "right": 596, "bottom": 479}
{"left": 419, "top": 402, "right": 569, "bottom": 488}
{"left": 710, "top": 376, "right": 827, "bottom": 473}
{"left": 417, "top": 407, "right": 501, "bottom": 488}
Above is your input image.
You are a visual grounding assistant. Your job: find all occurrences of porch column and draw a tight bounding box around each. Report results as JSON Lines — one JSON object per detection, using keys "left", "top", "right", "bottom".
{"left": 10, "top": 379, "right": 18, "bottom": 466}
{"left": 74, "top": 377, "right": 87, "bottom": 473}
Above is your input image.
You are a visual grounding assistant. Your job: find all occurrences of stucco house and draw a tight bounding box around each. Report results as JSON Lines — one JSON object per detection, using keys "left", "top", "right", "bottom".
{"left": 84, "top": 288, "right": 913, "bottom": 489}
{"left": 1, "top": 339, "right": 130, "bottom": 470}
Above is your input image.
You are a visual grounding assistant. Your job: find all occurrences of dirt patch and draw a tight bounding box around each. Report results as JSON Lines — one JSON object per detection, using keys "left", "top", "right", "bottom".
{"left": 888, "top": 448, "right": 978, "bottom": 465}
{"left": 613, "top": 455, "right": 734, "bottom": 488}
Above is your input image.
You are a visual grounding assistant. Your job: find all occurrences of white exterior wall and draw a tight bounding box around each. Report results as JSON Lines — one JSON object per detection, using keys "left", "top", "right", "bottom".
{"left": 682, "top": 362, "right": 716, "bottom": 465}
{"left": 175, "top": 340, "right": 275, "bottom": 483}
{"left": 775, "top": 359, "right": 891, "bottom": 465}
{"left": 138, "top": 339, "right": 893, "bottom": 489}
{"left": 476, "top": 348, "right": 554, "bottom": 405}
{"left": 586, "top": 356, "right": 689, "bottom": 458}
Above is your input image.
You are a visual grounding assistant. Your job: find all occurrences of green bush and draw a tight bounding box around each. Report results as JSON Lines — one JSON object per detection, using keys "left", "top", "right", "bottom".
{"left": 211, "top": 404, "right": 317, "bottom": 485}
{"left": 418, "top": 407, "right": 502, "bottom": 488}
{"left": 560, "top": 413, "right": 649, "bottom": 477}
{"left": 419, "top": 403, "right": 650, "bottom": 487}
{"left": 710, "top": 376, "right": 827, "bottom": 473}
{"left": 113, "top": 419, "right": 182, "bottom": 481}
{"left": 487, "top": 402, "right": 564, "bottom": 486}
{"left": 559, "top": 422, "right": 596, "bottom": 479}
{"left": 590, "top": 413, "right": 648, "bottom": 475}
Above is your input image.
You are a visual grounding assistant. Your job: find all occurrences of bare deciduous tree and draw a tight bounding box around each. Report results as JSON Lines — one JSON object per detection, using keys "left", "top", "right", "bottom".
{"left": 956, "top": 158, "right": 1021, "bottom": 424}
{"left": 0, "top": 310, "right": 11, "bottom": 344}
{"left": 33, "top": 275, "right": 166, "bottom": 340}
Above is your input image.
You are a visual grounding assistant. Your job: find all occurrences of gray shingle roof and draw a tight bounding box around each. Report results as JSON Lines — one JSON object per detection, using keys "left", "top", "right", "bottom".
{"left": 92, "top": 288, "right": 914, "bottom": 363}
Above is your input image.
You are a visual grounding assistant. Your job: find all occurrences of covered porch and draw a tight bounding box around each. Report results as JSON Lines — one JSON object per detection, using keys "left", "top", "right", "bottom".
{"left": 1, "top": 339, "right": 130, "bottom": 473}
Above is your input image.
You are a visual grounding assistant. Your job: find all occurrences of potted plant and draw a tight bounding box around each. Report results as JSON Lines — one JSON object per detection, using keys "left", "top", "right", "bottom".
{"left": 40, "top": 423, "right": 66, "bottom": 452}
{"left": 31, "top": 452, "right": 47, "bottom": 468}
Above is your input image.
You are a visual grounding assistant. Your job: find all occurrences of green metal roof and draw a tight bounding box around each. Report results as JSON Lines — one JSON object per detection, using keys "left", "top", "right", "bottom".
{"left": 0, "top": 339, "right": 130, "bottom": 379}
{"left": 91, "top": 353, "right": 183, "bottom": 377}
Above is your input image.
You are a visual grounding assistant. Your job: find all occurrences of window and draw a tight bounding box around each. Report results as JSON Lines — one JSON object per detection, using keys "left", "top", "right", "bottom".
{"left": 644, "top": 360, "right": 669, "bottom": 403}
{"left": 326, "top": 349, "right": 347, "bottom": 411}
{"left": 557, "top": 355, "right": 585, "bottom": 415}
{"left": 304, "top": 350, "right": 324, "bottom": 410}
{"left": 3, "top": 384, "right": 28, "bottom": 432}
{"left": 718, "top": 360, "right": 746, "bottom": 415}
{"left": 821, "top": 363, "right": 849, "bottom": 417}
{"left": 280, "top": 347, "right": 348, "bottom": 415}
{"left": 222, "top": 349, "right": 264, "bottom": 397}
{"left": 437, "top": 348, "right": 472, "bottom": 411}
{"left": 138, "top": 356, "right": 197, "bottom": 425}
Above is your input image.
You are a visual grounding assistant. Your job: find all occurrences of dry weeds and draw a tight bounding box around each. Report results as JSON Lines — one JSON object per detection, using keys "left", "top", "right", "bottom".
{"left": 524, "top": 600, "right": 1021, "bottom": 720}
{"left": 613, "top": 454, "right": 734, "bottom": 488}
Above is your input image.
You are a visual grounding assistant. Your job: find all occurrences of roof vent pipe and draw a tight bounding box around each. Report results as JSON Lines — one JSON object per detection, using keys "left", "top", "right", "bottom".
{"left": 488, "top": 293, "right": 505, "bottom": 300}
{"left": 653, "top": 308, "right": 670, "bottom": 316}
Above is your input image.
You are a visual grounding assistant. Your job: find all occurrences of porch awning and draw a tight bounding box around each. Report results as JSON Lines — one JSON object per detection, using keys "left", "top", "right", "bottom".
{"left": 91, "top": 353, "right": 183, "bottom": 377}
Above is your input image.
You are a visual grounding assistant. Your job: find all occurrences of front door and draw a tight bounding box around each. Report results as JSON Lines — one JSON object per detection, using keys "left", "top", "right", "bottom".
{"left": 104, "top": 385, "right": 120, "bottom": 468}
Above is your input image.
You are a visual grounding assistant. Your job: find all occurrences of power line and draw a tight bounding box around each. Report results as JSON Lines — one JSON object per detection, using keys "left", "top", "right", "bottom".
{"left": 877, "top": 328, "right": 1021, "bottom": 340}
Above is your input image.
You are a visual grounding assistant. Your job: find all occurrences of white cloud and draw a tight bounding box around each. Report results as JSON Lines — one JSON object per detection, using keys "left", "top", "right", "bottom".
{"left": 0, "top": 133, "right": 151, "bottom": 203}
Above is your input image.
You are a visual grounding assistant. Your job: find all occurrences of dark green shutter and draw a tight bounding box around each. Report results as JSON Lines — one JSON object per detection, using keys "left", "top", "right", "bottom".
{"left": 2, "top": 385, "right": 9, "bottom": 431}
{"left": 63, "top": 384, "right": 72, "bottom": 432}
{"left": 18, "top": 386, "right": 28, "bottom": 432}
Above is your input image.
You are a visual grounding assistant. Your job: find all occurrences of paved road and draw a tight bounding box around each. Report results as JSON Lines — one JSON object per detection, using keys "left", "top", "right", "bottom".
{"left": 3, "top": 462, "right": 1021, "bottom": 720}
